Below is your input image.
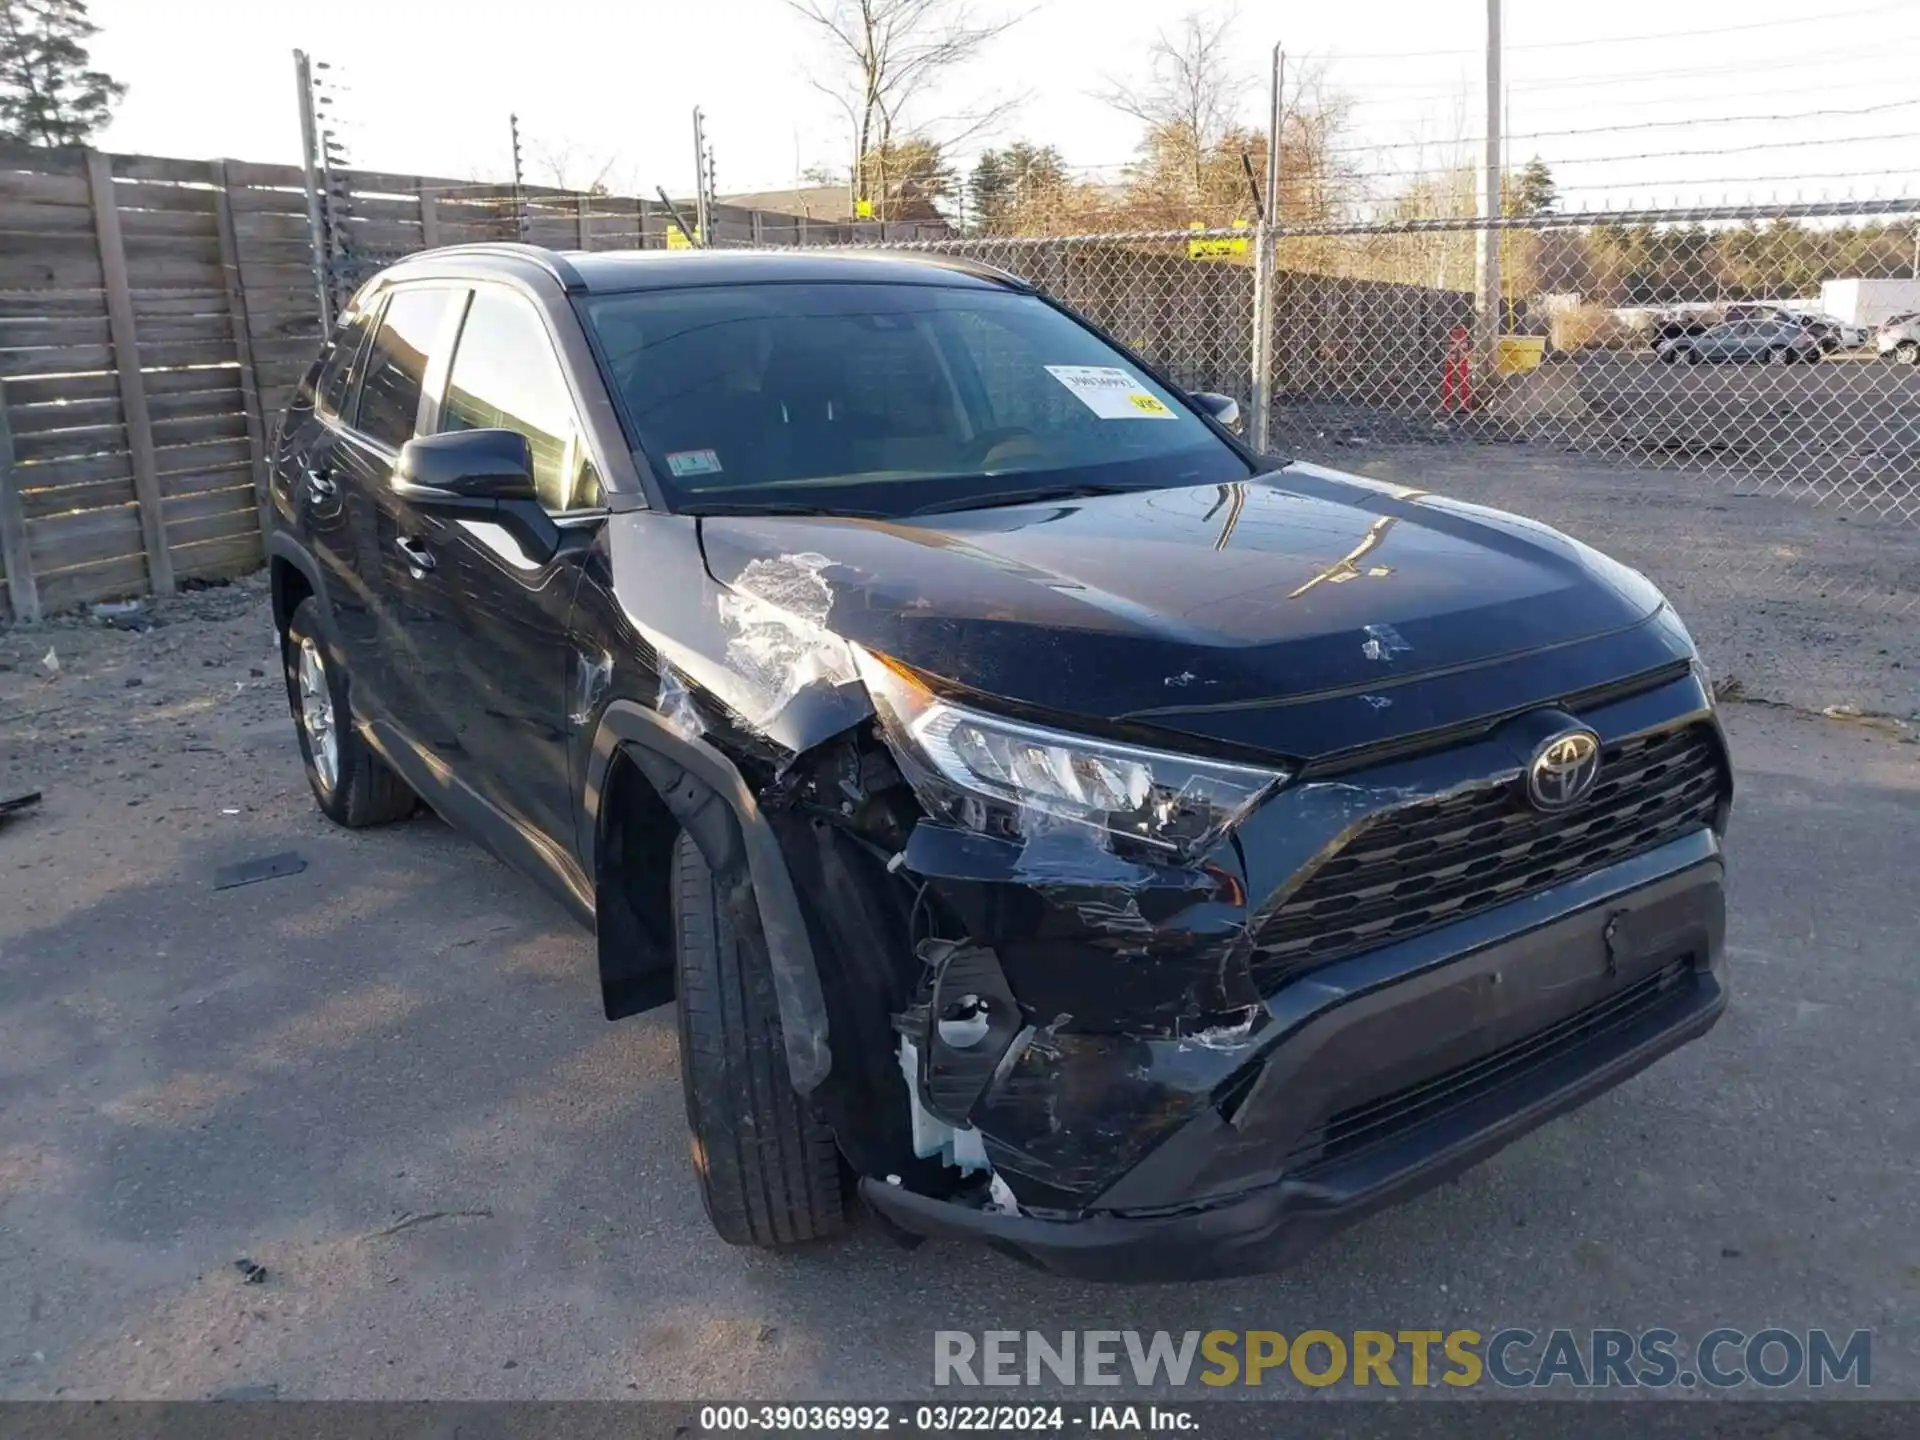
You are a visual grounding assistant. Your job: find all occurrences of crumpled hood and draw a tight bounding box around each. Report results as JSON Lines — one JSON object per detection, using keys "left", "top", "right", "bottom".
{"left": 696, "top": 462, "right": 1683, "bottom": 761}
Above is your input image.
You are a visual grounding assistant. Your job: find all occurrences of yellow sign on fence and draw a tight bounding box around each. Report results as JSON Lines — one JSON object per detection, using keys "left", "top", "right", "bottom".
{"left": 666, "top": 224, "right": 702, "bottom": 250}
{"left": 1496, "top": 335, "right": 1547, "bottom": 375}
{"left": 1188, "top": 220, "right": 1251, "bottom": 261}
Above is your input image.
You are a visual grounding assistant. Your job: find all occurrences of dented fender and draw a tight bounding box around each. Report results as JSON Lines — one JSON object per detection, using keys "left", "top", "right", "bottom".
{"left": 583, "top": 700, "right": 834, "bottom": 1092}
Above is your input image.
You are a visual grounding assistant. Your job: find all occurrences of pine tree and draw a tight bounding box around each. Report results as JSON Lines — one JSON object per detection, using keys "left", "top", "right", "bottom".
{"left": 1509, "top": 156, "right": 1557, "bottom": 217}
{"left": 0, "top": 0, "right": 125, "bottom": 148}
{"left": 968, "top": 149, "right": 1010, "bottom": 233}
{"left": 969, "top": 142, "right": 1066, "bottom": 233}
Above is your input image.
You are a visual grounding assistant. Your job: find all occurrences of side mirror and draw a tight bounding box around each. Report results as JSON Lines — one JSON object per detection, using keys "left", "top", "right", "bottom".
{"left": 393, "top": 429, "right": 558, "bottom": 562}
{"left": 1190, "top": 391, "right": 1242, "bottom": 433}
{"left": 394, "top": 428, "right": 537, "bottom": 502}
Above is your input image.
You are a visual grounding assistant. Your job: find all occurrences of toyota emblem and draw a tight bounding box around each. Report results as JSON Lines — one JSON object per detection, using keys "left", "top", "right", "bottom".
{"left": 1526, "top": 728, "right": 1602, "bottom": 812}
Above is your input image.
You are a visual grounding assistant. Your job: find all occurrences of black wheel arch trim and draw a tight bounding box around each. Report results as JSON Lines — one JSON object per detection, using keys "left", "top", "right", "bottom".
{"left": 266, "top": 530, "right": 336, "bottom": 635}
{"left": 585, "top": 699, "right": 832, "bottom": 1093}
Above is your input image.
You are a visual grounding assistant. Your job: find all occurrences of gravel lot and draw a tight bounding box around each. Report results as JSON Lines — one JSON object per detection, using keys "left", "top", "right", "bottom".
{"left": 1, "top": 515, "right": 1916, "bottom": 1400}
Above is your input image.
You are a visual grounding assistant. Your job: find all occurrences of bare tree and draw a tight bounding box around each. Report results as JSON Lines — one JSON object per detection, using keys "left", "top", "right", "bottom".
{"left": 784, "top": 0, "right": 1023, "bottom": 217}
{"left": 528, "top": 136, "right": 620, "bottom": 195}
{"left": 1092, "top": 22, "right": 1357, "bottom": 234}
{"left": 1098, "top": 7, "right": 1249, "bottom": 203}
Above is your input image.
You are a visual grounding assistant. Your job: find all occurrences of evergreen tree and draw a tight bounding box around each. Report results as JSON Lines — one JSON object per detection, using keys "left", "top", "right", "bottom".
{"left": 1509, "top": 156, "right": 1557, "bottom": 216}
{"left": 0, "top": 0, "right": 124, "bottom": 147}
{"left": 969, "top": 149, "right": 1010, "bottom": 232}
{"left": 0, "top": 0, "right": 122, "bottom": 147}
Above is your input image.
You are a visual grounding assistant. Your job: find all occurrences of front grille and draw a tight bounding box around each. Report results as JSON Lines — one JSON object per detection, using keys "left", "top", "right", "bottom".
{"left": 1284, "top": 958, "right": 1695, "bottom": 1174}
{"left": 1249, "top": 723, "right": 1725, "bottom": 989}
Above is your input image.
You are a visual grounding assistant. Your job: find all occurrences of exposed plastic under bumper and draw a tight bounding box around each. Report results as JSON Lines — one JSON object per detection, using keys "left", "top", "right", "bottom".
{"left": 862, "top": 862, "right": 1727, "bottom": 1284}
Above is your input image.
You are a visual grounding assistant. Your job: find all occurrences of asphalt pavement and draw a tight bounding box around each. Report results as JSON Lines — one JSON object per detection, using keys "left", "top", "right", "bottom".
{"left": 1, "top": 575, "right": 1915, "bottom": 1401}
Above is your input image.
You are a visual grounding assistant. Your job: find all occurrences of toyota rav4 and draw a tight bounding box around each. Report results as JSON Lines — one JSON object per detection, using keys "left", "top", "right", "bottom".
{"left": 268, "top": 244, "right": 1731, "bottom": 1282}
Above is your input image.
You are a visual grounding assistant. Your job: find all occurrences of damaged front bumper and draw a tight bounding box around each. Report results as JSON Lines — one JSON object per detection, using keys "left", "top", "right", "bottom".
{"left": 868, "top": 843, "right": 1725, "bottom": 1282}
{"left": 867, "top": 672, "right": 1730, "bottom": 1282}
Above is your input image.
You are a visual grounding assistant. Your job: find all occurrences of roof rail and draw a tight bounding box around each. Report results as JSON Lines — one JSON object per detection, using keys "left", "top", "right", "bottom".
{"left": 411, "top": 242, "right": 585, "bottom": 293}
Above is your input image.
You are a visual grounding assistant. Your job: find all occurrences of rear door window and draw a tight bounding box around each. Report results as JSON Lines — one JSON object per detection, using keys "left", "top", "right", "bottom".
{"left": 354, "top": 288, "right": 461, "bottom": 450}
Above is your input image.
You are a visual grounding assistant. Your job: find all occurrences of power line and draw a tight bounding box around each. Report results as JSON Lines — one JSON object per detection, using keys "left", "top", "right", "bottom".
{"left": 1043, "top": 117, "right": 1920, "bottom": 185}
{"left": 1327, "top": 42, "right": 1919, "bottom": 96}
{"left": 1336, "top": 72, "right": 1920, "bottom": 114}
{"left": 1321, "top": 1, "right": 1920, "bottom": 60}
{"left": 1509, "top": 131, "right": 1920, "bottom": 167}
{"left": 1330, "top": 129, "right": 1920, "bottom": 182}
{"left": 1324, "top": 98, "right": 1920, "bottom": 158}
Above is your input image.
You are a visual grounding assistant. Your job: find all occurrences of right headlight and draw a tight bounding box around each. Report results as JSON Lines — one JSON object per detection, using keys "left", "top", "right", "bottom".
{"left": 854, "top": 647, "right": 1285, "bottom": 859}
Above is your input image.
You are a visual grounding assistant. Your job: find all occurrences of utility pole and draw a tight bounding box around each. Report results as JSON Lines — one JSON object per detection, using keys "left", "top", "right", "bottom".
{"left": 1474, "top": 0, "right": 1504, "bottom": 384}
{"left": 293, "top": 50, "right": 332, "bottom": 329}
{"left": 509, "top": 112, "right": 527, "bottom": 238}
{"left": 1249, "top": 43, "right": 1283, "bottom": 456}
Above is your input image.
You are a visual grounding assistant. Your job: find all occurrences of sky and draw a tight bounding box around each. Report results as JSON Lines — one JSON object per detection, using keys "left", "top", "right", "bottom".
{"left": 88, "top": 0, "right": 1920, "bottom": 213}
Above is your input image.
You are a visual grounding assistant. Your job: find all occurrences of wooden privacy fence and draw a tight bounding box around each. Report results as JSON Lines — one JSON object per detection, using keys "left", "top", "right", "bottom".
{"left": 0, "top": 143, "right": 930, "bottom": 624}
{"left": 0, "top": 145, "right": 299, "bottom": 624}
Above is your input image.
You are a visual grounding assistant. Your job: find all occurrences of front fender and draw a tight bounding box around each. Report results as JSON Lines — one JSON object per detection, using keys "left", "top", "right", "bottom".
{"left": 583, "top": 700, "right": 832, "bottom": 1093}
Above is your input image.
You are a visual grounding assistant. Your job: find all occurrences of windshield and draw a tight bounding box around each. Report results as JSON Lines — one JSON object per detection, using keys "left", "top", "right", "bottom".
{"left": 582, "top": 280, "right": 1251, "bottom": 515}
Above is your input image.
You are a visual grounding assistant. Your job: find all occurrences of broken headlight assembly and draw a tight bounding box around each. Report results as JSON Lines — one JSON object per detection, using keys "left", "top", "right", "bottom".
{"left": 854, "top": 647, "right": 1286, "bottom": 858}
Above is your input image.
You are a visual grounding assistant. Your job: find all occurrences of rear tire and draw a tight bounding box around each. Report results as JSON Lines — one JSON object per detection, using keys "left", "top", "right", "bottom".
{"left": 1896, "top": 341, "right": 1919, "bottom": 366}
{"left": 672, "top": 831, "right": 847, "bottom": 1248}
{"left": 282, "top": 597, "right": 417, "bottom": 828}
{"left": 1767, "top": 346, "right": 1791, "bottom": 365}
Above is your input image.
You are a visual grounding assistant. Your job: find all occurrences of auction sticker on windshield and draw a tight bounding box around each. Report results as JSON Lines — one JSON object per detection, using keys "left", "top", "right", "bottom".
{"left": 1045, "top": 365, "right": 1177, "bottom": 419}
{"left": 666, "top": 449, "right": 724, "bottom": 477}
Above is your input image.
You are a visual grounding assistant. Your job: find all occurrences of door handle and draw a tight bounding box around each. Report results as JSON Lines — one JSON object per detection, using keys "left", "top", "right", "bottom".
{"left": 394, "top": 535, "right": 436, "bottom": 575}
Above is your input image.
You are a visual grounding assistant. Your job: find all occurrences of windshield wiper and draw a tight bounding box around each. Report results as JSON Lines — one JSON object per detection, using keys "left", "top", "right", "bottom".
{"left": 908, "top": 482, "right": 1149, "bottom": 517}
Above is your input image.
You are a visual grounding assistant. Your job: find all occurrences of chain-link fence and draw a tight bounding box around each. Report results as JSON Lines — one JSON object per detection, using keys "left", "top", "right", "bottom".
{"left": 1264, "top": 204, "right": 1920, "bottom": 526}
{"left": 754, "top": 204, "right": 1919, "bottom": 641}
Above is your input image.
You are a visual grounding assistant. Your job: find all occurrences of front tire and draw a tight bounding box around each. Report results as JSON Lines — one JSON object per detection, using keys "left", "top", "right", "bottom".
{"left": 672, "top": 831, "right": 847, "bottom": 1248}
{"left": 282, "top": 597, "right": 417, "bottom": 828}
{"left": 1896, "top": 341, "right": 1919, "bottom": 366}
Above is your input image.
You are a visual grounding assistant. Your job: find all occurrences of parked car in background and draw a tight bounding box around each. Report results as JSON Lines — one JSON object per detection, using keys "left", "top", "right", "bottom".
{"left": 1646, "top": 309, "right": 1714, "bottom": 348}
{"left": 1789, "top": 313, "right": 1869, "bottom": 352}
{"left": 1877, "top": 313, "right": 1919, "bottom": 365}
{"left": 1722, "top": 305, "right": 1866, "bottom": 353}
{"left": 1657, "top": 320, "right": 1824, "bottom": 365}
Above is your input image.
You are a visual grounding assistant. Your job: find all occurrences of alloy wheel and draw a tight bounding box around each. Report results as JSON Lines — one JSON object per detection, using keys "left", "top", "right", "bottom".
{"left": 297, "top": 636, "right": 339, "bottom": 793}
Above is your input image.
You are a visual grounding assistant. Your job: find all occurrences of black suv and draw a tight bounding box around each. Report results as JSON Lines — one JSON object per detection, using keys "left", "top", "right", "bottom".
{"left": 269, "top": 244, "right": 1730, "bottom": 1282}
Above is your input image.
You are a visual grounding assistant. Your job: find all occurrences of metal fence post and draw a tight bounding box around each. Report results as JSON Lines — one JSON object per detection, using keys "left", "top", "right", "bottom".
{"left": 0, "top": 378, "right": 40, "bottom": 624}
{"left": 1250, "top": 43, "right": 1284, "bottom": 456}
{"left": 294, "top": 49, "right": 334, "bottom": 330}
